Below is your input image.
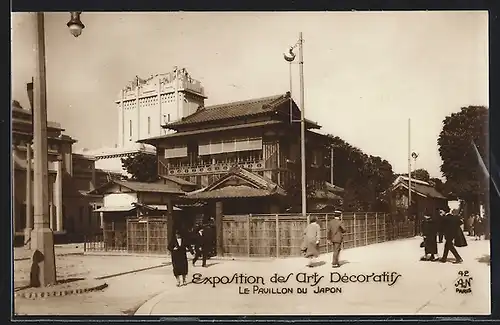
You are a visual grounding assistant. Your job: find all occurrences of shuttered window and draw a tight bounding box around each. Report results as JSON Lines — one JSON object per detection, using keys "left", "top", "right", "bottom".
{"left": 164, "top": 146, "right": 188, "bottom": 158}
{"left": 198, "top": 137, "right": 262, "bottom": 155}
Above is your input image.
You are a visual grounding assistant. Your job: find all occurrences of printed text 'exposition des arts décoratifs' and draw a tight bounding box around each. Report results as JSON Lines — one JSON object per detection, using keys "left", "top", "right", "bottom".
{"left": 191, "top": 272, "right": 402, "bottom": 295}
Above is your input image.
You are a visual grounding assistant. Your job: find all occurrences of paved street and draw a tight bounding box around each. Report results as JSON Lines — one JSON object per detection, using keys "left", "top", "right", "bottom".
{"left": 136, "top": 237, "right": 490, "bottom": 316}
{"left": 14, "top": 254, "right": 170, "bottom": 316}
{"left": 13, "top": 237, "right": 490, "bottom": 316}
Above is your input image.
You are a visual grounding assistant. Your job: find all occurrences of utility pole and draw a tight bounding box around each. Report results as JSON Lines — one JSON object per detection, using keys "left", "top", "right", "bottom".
{"left": 31, "top": 12, "right": 57, "bottom": 286}
{"left": 298, "top": 32, "right": 307, "bottom": 222}
{"left": 25, "top": 77, "right": 34, "bottom": 249}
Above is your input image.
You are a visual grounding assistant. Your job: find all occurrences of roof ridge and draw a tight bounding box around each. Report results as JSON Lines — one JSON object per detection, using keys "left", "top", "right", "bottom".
{"left": 203, "top": 94, "right": 285, "bottom": 110}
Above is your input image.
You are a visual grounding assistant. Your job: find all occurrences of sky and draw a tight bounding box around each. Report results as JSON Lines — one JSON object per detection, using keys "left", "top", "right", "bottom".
{"left": 11, "top": 11, "right": 488, "bottom": 178}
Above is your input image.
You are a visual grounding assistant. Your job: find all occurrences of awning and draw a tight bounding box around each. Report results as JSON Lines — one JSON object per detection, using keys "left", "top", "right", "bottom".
{"left": 94, "top": 206, "right": 135, "bottom": 212}
{"left": 133, "top": 203, "right": 171, "bottom": 211}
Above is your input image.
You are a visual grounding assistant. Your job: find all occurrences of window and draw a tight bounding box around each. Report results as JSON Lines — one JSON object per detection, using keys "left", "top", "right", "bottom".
{"left": 168, "top": 114, "right": 171, "bottom": 122}
{"left": 147, "top": 116, "right": 151, "bottom": 135}
{"left": 165, "top": 146, "right": 188, "bottom": 158}
{"left": 129, "top": 120, "right": 132, "bottom": 137}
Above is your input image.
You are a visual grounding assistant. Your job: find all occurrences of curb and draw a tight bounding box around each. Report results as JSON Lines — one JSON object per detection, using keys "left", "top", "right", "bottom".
{"left": 134, "top": 289, "right": 171, "bottom": 315}
{"left": 14, "top": 280, "right": 108, "bottom": 300}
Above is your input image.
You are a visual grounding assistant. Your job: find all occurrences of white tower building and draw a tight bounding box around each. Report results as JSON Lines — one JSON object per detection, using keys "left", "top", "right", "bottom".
{"left": 82, "top": 67, "right": 206, "bottom": 175}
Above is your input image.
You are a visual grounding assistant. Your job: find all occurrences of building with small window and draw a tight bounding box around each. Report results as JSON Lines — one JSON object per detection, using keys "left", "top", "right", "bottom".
{"left": 82, "top": 67, "right": 207, "bottom": 175}
{"left": 11, "top": 100, "right": 121, "bottom": 245}
{"left": 139, "top": 92, "right": 341, "bottom": 216}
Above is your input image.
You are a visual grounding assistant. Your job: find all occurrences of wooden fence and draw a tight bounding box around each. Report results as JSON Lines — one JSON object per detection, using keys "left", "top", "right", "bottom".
{"left": 222, "top": 212, "right": 416, "bottom": 257}
{"left": 84, "top": 217, "right": 168, "bottom": 254}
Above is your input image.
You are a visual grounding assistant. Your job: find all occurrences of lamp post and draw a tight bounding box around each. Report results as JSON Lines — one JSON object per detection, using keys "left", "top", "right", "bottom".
{"left": 284, "top": 33, "right": 307, "bottom": 221}
{"left": 30, "top": 11, "right": 85, "bottom": 287}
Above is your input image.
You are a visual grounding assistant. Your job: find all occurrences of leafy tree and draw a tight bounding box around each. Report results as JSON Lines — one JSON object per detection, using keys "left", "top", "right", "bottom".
{"left": 324, "top": 135, "right": 395, "bottom": 212}
{"left": 121, "top": 152, "right": 158, "bottom": 182}
{"left": 438, "top": 106, "right": 489, "bottom": 212}
{"left": 411, "top": 168, "right": 430, "bottom": 182}
{"left": 429, "top": 177, "right": 446, "bottom": 195}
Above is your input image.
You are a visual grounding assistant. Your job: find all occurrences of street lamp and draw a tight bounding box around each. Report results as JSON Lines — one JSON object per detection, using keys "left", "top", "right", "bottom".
{"left": 284, "top": 33, "right": 307, "bottom": 221}
{"left": 30, "top": 11, "right": 85, "bottom": 287}
{"left": 66, "top": 12, "right": 85, "bottom": 38}
{"left": 411, "top": 152, "right": 419, "bottom": 172}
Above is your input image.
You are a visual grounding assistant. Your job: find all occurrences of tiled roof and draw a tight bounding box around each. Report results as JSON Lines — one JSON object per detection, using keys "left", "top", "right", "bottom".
{"left": 167, "top": 94, "right": 289, "bottom": 127}
{"left": 186, "top": 185, "right": 277, "bottom": 199}
{"left": 114, "top": 180, "right": 184, "bottom": 194}
{"left": 313, "top": 189, "right": 343, "bottom": 200}
{"left": 139, "top": 120, "right": 283, "bottom": 143}
{"left": 206, "top": 166, "right": 286, "bottom": 195}
{"left": 159, "top": 175, "right": 197, "bottom": 186}
{"left": 90, "top": 179, "right": 184, "bottom": 195}
{"left": 393, "top": 177, "right": 447, "bottom": 199}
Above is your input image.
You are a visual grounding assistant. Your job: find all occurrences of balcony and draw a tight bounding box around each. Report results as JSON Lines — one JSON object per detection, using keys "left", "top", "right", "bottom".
{"left": 161, "top": 158, "right": 265, "bottom": 177}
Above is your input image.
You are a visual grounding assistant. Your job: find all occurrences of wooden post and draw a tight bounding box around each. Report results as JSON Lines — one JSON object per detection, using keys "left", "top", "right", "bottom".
{"left": 146, "top": 218, "right": 150, "bottom": 253}
{"left": 215, "top": 201, "right": 224, "bottom": 256}
{"left": 275, "top": 214, "right": 279, "bottom": 258}
{"left": 375, "top": 212, "right": 378, "bottom": 243}
{"left": 247, "top": 214, "right": 251, "bottom": 257}
{"left": 325, "top": 213, "right": 329, "bottom": 253}
{"left": 365, "top": 213, "right": 368, "bottom": 246}
{"left": 353, "top": 213, "right": 357, "bottom": 247}
{"left": 383, "top": 213, "right": 387, "bottom": 242}
{"left": 126, "top": 219, "right": 130, "bottom": 252}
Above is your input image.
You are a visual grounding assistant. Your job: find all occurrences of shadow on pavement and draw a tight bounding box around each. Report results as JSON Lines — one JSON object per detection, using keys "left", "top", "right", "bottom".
{"left": 476, "top": 254, "right": 490, "bottom": 265}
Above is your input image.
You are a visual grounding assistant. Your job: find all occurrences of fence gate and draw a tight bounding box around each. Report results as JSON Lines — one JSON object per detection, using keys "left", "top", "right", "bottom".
{"left": 127, "top": 217, "right": 168, "bottom": 254}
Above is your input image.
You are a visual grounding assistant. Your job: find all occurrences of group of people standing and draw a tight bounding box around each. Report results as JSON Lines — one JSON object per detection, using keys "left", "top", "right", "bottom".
{"left": 167, "top": 219, "right": 215, "bottom": 287}
{"left": 466, "top": 214, "right": 486, "bottom": 240}
{"left": 421, "top": 208, "right": 467, "bottom": 263}
{"left": 302, "top": 210, "right": 346, "bottom": 268}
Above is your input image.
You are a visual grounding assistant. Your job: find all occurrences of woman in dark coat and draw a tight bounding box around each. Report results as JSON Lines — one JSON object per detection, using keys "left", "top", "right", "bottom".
{"left": 420, "top": 214, "right": 438, "bottom": 261}
{"left": 168, "top": 230, "right": 194, "bottom": 287}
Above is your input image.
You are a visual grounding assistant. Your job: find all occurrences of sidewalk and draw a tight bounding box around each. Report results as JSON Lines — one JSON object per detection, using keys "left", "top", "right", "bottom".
{"left": 136, "top": 237, "right": 491, "bottom": 316}
{"left": 14, "top": 244, "right": 84, "bottom": 261}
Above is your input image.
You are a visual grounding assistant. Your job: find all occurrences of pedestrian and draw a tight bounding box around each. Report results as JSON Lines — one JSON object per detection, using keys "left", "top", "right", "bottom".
{"left": 167, "top": 230, "right": 194, "bottom": 287}
{"left": 474, "top": 215, "right": 484, "bottom": 240}
{"left": 420, "top": 213, "right": 438, "bottom": 261}
{"left": 301, "top": 215, "right": 321, "bottom": 267}
{"left": 192, "top": 223, "right": 209, "bottom": 267}
{"left": 439, "top": 209, "right": 465, "bottom": 264}
{"left": 467, "top": 215, "right": 475, "bottom": 236}
{"left": 436, "top": 209, "right": 446, "bottom": 243}
{"left": 327, "top": 210, "right": 346, "bottom": 268}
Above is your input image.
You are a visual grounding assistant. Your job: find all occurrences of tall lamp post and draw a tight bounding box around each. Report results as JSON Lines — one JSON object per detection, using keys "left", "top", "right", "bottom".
{"left": 30, "top": 11, "right": 85, "bottom": 287}
{"left": 284, "top": 33, "right": 307, "bottom": 221}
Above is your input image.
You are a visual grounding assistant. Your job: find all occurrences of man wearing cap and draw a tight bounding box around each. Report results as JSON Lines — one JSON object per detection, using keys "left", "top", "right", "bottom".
{"left": 327, "top": 210, "right": 346, "bottom": 268}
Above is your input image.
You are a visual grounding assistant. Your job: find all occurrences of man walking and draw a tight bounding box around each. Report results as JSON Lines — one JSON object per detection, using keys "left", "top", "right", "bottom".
{"left": 436, "top": 209, "right": 445, "bottom": 243}
{"left": 440, "top": 209, "right": 465, "bottom": 264}
{"left": 327, "top": 210, "right": 346, "bottom": 268}
{"left": 192, "top": 223, "right": 208, "bottom": 267}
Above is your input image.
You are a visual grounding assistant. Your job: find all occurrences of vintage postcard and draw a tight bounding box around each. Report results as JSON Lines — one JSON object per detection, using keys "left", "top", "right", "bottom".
{"left": 11, "top": 11, "right": 490, "bottom": 317}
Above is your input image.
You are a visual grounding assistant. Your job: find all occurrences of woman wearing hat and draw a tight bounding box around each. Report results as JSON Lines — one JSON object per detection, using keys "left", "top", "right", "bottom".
{"left": 420, "top": 212, "right": 438, "bottom": 261}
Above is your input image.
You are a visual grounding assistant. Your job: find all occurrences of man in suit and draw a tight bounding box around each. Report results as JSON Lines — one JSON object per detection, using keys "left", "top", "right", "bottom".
{"left": 436, "top": 209, "right": 446, "bottom": 243}
{"left": 327, "top": 210, "right": 347, "bottom": 268}
{"left": 192, "top": 222, "right": 210, "bottom": 267}
{"left": 440, "top": 209, "right": 464, "bottom": 264}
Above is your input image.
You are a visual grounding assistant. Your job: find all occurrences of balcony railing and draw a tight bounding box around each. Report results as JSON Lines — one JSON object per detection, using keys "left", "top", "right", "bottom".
{"left": 161, "top": 159, "right": 265, "bottom": 176}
